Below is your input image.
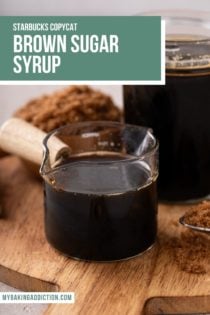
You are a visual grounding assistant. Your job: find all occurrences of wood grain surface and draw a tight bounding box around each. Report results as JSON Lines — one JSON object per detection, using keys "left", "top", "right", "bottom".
{"left": 0, "top": 156, "right": 209, "bottom": 315}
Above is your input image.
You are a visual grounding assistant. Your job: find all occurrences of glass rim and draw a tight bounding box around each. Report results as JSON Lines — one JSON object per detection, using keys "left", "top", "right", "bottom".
{"left": 138, "top": 9, "right": 210, "bottom": 42}
{"left": 40, "top": 121, "right": 159, "bottom": 174}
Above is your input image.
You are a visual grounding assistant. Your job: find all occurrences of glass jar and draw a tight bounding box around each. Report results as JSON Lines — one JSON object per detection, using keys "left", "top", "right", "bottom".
{"left": 124, "top": 11, "right": 210, "bottom": 202}
{"left": 40, "top": 121, "right": 158, "bottom": 261}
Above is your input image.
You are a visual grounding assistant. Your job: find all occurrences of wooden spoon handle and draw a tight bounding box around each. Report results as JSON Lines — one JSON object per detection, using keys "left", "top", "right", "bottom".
{"left": 0, "top": 118, "right": 69, "bottom": 165}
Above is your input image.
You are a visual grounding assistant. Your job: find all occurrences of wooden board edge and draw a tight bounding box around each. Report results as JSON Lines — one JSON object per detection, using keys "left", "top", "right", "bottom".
{"left": 143, "top": 296, "right": 210, "bottom": 315}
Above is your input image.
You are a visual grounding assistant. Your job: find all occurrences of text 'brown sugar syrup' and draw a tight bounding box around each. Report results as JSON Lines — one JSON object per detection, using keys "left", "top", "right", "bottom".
{"left": 124, "top": 30, "right": 210, "bottom": 201}
{"left": 43, "top": 152, "right": 157, "bottom": 261}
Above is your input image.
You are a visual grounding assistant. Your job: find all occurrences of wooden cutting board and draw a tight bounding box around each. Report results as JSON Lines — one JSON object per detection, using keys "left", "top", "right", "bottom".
{"left": 0, "top": 156, "right": 210, "bottom": 315}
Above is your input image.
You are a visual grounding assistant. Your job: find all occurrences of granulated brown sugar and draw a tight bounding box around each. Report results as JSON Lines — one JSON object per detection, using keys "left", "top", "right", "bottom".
{"left": 183, "top": 201, "right": 210, "bottom": 228}
{"left": 172, "top": 230, "right": 210, "bottom": 274}
{"left": 170, "top": 201, "right": 210, "bottom": 274}
{"left": 15, "top": 85, "right": 122, "bottom": 132}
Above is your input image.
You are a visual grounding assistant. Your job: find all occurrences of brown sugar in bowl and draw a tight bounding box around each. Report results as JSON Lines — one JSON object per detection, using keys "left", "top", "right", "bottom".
{"left": 15, "top": 85, "right": 122, "bottom": 132}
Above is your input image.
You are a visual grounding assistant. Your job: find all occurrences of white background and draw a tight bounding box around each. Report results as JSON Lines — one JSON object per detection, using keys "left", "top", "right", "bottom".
{"left": 1, "top": 0, "right": 210, "bottom": 15}
{"left": 0, "top": 1, "right": 210, "bottom": 314}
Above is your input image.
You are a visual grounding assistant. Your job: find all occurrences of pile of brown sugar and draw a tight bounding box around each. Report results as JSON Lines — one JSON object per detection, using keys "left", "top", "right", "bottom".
{"left": 165, "top": 201, "right": 210, "bottom": 275}
{"left": 172, "top": 229, "right": 210, "bottom": 274}
{"left": 15, "top": 85, "right": 122, "bottom": 132}
{"left": 183, "top": 201, "right": 210, "bottom": 228}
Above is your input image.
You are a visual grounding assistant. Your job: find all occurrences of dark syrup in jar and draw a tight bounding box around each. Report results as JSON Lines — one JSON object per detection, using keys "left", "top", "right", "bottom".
{"left": 124, "top": 68, "right": 210, "bottom": 201}
{"left": 44, "top": 152, "right": 157, "bottom": 261}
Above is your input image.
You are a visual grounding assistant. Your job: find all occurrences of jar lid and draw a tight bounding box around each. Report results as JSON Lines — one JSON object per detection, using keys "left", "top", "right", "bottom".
{"left": 144, "top": 10, "right": 210, "bottom": 71}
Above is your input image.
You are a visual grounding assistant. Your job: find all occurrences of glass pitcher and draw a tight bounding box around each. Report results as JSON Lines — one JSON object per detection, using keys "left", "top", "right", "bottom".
{"left": 40, "top": 121, "right": 158, "bottom": 261}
